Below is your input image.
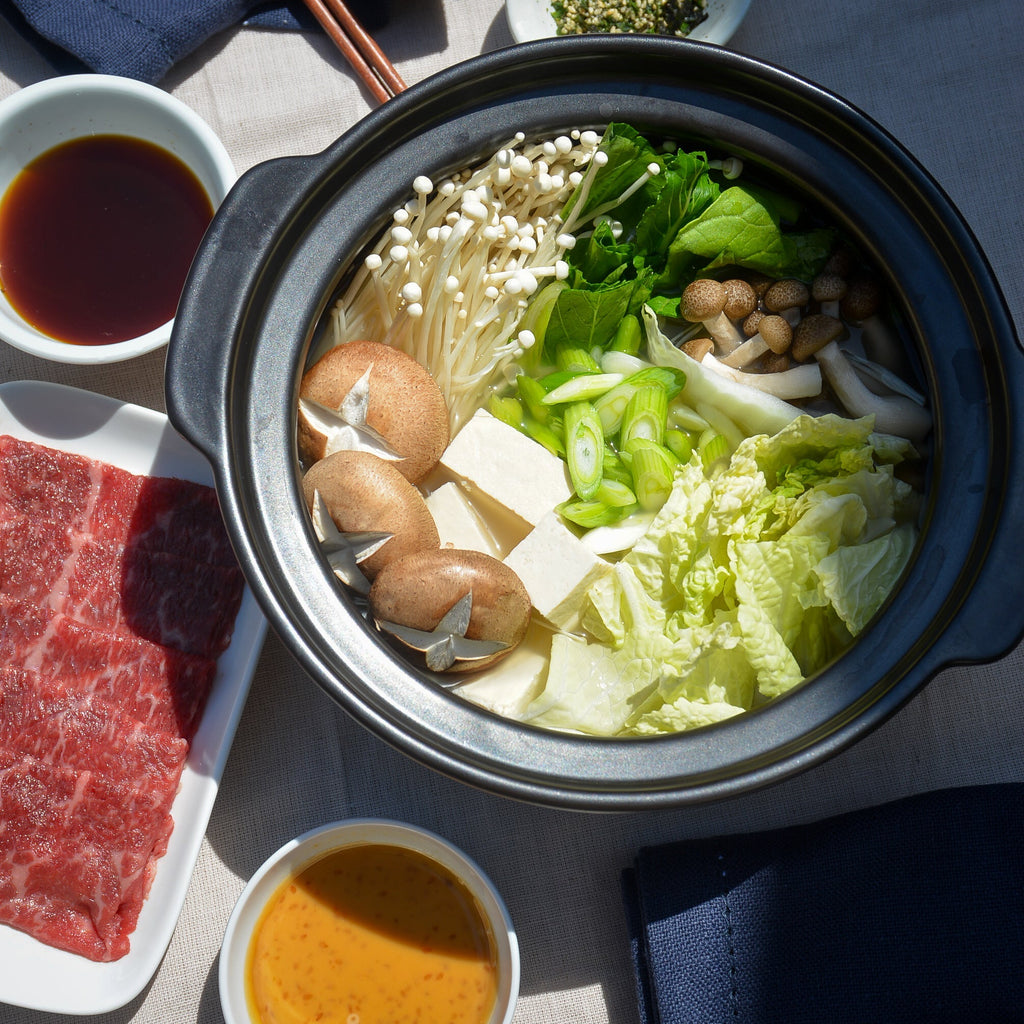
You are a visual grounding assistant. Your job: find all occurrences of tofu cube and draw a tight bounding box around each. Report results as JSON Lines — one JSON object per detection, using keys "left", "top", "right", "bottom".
{"left": 504, "top": 511, "right": 612, "bottom": 631}
{"left": 457, "top": 617, "right": 553, "bottom": 717}
{"left": 439, "top": 410, "right": 572, "bottom": 529}
{"left": 425, "top": 481, "right": 501, "bottom": 558}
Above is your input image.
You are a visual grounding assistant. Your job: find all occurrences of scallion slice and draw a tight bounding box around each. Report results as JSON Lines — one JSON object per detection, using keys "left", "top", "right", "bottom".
{"left": 563, "top": 400, "right": 605, "bottom": 499}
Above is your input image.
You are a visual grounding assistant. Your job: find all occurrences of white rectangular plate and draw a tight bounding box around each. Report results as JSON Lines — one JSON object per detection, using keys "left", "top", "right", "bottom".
{"left": 0, "top": 380, "right": 268, "bottom": 1015}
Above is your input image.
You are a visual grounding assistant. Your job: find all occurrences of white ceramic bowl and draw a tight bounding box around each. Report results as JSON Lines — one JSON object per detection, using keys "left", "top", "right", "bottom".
{"left": 0, "top": 74, "right": 235, "bottom": 365}
{"left": 220, "top": 818, "right": 520, "bottom": 1024}
{"left": 505, "top": 0, "right": 752, "bottom": 44}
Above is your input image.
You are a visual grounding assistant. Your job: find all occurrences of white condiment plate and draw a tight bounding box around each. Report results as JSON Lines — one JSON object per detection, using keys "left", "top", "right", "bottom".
{"left": 505, "top": 0, "right": 752, "bottom": 45}
{"left": 0, "top": 380, "right": 267, "bottom": 1015}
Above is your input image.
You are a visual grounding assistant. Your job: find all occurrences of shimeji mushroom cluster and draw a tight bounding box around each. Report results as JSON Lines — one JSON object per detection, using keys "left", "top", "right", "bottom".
{"left": 330, "top": 131, "right": 609, "bottom": 433}
{"left": 677, "top": 257, "right": 932, "bottom": 442}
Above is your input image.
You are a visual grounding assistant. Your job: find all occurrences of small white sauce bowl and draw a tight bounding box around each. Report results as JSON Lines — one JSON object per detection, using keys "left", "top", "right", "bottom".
{"left": 506, "top": 0, "right": 752, "bottom": 45}
{"left": 220, "top": 818, "right": 520, "bottom": 1024}
{"left": 0, "top": 74, "right": 235, "bottom": 365}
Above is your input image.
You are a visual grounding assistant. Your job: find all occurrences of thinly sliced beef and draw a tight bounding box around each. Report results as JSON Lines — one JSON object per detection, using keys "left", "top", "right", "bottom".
{"left": 0, "top": 434, "right": 243, "bottom": 962}
{"left": 0, "top": 749, "right": 178, "bottom": 961}
{"left": 0, "top": 435, "right": 237, "bottom": 567}
{"left": 0, "top": 669, "right": 189, "bottom": 780}
{"left": 0, "top": 514, "right": 244, "bottom": 657}
{"left": 0, "top": 598, "right": 216, "bottom": 741}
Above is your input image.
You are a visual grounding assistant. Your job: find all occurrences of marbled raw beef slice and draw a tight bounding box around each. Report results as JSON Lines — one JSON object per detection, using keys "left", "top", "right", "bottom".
{"left": 0, "top": 597, "right": 217, "bottom": 741}
{"left": 0, "top": 514, "right": 243, "bottom": 657}
{"left": 0, "top": 749, "right": 180, "bottom": 961}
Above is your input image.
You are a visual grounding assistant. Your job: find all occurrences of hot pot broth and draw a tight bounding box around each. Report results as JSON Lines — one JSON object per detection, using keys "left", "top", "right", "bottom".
{"left": 297, "top": 123, "right": 930, "bottom": 737}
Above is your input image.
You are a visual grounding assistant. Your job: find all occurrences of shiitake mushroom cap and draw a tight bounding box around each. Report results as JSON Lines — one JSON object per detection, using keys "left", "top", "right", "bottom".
{"left": 302, "top": 449, "right": 439, "bottom": 578}
{"left": 299, "top": 339, "right": 450, "bottom": 482}
{"left": 369, "top": 548, "right": 532, "bottom": 673}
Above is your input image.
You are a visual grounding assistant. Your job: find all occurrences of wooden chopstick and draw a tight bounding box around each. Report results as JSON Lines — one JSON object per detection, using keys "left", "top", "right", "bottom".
{"left": 301, "top": 0, "right": 407, "bottom": 103}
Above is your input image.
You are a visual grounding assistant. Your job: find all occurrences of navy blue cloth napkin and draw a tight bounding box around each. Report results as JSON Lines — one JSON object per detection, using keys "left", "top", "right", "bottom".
{"left": 0, "top": 0, "right": 388, "bottom": 84}
{"left": 623, "top": 784, "right": 1024, "bottom": 1024}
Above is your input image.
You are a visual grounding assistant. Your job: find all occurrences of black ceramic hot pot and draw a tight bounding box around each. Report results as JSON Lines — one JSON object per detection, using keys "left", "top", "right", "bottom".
{"left": 166, "top": 37, "right": 1024, "bottom": 810}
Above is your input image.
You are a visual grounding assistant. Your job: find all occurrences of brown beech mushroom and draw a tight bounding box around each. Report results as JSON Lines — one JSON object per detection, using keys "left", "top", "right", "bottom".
{"left": 763, "top": 278, "right": 810, "bottom": 325}
{"left": 822, "top": 244, "right": 856, "bottom": 279}
{"left": 369, "top": 548, "right": 532, "bottom": 673}
{"left": 298, "top": 339, "right": 450, "bottom": 483}
{"left": 302, "top": 450, "right": 439, "bottom": 579}
{"left": 790, "top": 313, "right": 847, "bottom": 362}
{"left": 702, "top": 351, "right": 822, "bottom": 400}
{"left": 721, "top": 314, "right": 792, "bottom": 368}
{"left": 761, "top": 351, "right": 791, "bottom": 374}
{"left": 814, "top": 342, "right": 933, "bottom": 441}
{"left": 839, "top": 276, "right": 908, "bottom": 374}
{"left": 742, "top": 309, "right": 765, "bottom": 338}
{"left": 721, "top": 278, "right": 758, "bottom": 321}
{"left": 811, "top": 272, "right": 848, "bottom": 318}
{"left": 744, "top": 270, "right": 775, "bottom": 299}
{"left": 680, "top": 279, "right": 744, "bottom": 353}
{"left": 681, "top": 336, "right": 715, "bottom": 361}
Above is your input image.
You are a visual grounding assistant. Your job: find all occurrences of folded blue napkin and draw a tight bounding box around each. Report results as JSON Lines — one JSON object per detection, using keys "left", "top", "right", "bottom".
{"left": 623, "top": 783, "right": 1024, "bottom": 1024}
{"left": 0, "top": 0, "right": 388, "bottom": 84}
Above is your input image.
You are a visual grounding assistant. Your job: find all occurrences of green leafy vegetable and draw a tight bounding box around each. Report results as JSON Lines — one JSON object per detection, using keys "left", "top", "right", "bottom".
{"left": 520, "top": 413, "right": 919, "bottom": 736}
{"left": 659, "top": 185, "right": 834, "bottom": 288}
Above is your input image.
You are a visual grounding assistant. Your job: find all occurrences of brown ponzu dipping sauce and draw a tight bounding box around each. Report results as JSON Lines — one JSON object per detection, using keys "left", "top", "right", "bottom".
{"left": 0, "top": 134, "right": 213, "bottom": 346}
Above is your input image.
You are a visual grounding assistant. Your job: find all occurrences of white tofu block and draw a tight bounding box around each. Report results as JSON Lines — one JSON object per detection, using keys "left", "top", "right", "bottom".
{"left": 425, "top": 481, "right": 501, "bottom": 558}
{"left": 504, "top": 511, "right": 612, "bottom": 631}
{"left": 439, "top": 409, "right": 572, "bottom": 528}
{"left": 457, "top": 617, "right": 552, "bottom": 717}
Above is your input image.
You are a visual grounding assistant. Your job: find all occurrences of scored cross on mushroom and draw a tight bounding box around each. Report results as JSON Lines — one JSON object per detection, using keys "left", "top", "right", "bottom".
{"left": 298, "top": 339, "right": 450, "bottom": 483}
{"left": 368, "top": 548, "right": 532, "bottom": 673}
{"left": 301, "top": 449, "right": 440, "bottom": 580}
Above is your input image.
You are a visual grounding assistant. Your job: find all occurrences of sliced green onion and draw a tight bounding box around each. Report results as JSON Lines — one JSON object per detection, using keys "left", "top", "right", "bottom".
{"left": 537, "top": 368, "right": 582, "bottom": 392}
{"left": 593, "top": 367, "right": 685, "bottom": 437}
{"left": 543, "top": 372, "right": 625, "bottom": 405}
{"left": 610, "top": 314, "right": 642, "bottom": 355}
{"left": 516, "top": 374, "right": 551, "bottom": 422}
{"left": 602, "top": 445, "right": 634, "bottom": 486}
{"left": 699, "top": 430, "right": 730, "bottom": 468}
{"left": 593, "top": 381, "right": 638, "bottom": 436}
{"left": 595, "top": 478, "right": 637, "bottom": 507}
{"left": 558, "top": 498, "right": 638, "bottom": 529}
{"left": 487, "top": 394, "right": 523, "bottom": 429}
{"left": 633, "top": 366, "right": 685, "bottom": 400}
{"left": 601, "top": 350, "right": 650, "bottom": 376}
{"left": 669, "top": 399, "right": 711, "bottom": 434}
{"left": 620, "top": 383, "right": 668, "bottom": 448}
{"left": 555, "top": 344, "right": 602, "bottom": 374}
{"left": 563, "top": 400, "right": 605, "bottom": 500}
{"left": 627, "top": 438, "right": 678, "bottom": 512}
{"left": 664, "top": 427, "right": 694, "bottom": 463}
{"left": 522, "top": 416, "right": 566, "bottom": 457}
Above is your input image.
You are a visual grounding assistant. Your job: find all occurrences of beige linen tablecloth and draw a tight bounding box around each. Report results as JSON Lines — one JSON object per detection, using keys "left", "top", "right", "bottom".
{"left": 1, "top": 2, "right": 1023, "bottom": 1021}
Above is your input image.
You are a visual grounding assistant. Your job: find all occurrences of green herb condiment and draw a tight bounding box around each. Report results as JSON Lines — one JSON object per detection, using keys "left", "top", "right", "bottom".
{"left": 550, "top": 0, "right": 708, "bottom": 37}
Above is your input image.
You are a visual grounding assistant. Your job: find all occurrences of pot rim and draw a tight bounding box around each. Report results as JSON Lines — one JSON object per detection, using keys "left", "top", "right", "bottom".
{"left": 167, "top": 37, "right": 1024, "bottom": 810}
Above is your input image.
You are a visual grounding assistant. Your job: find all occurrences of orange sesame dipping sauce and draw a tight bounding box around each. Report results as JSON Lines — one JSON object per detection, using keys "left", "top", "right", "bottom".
{"left": 245, "top": 843, "right": 499, "bottom": 1024}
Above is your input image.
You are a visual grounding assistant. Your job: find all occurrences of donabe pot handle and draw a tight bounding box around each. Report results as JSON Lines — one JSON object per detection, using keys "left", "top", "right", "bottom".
{"left": 929, "top": 472, "right": 1024, "bottom": 669}
{"left": 166, "top": 155, "right": 315, "bottom": 463}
